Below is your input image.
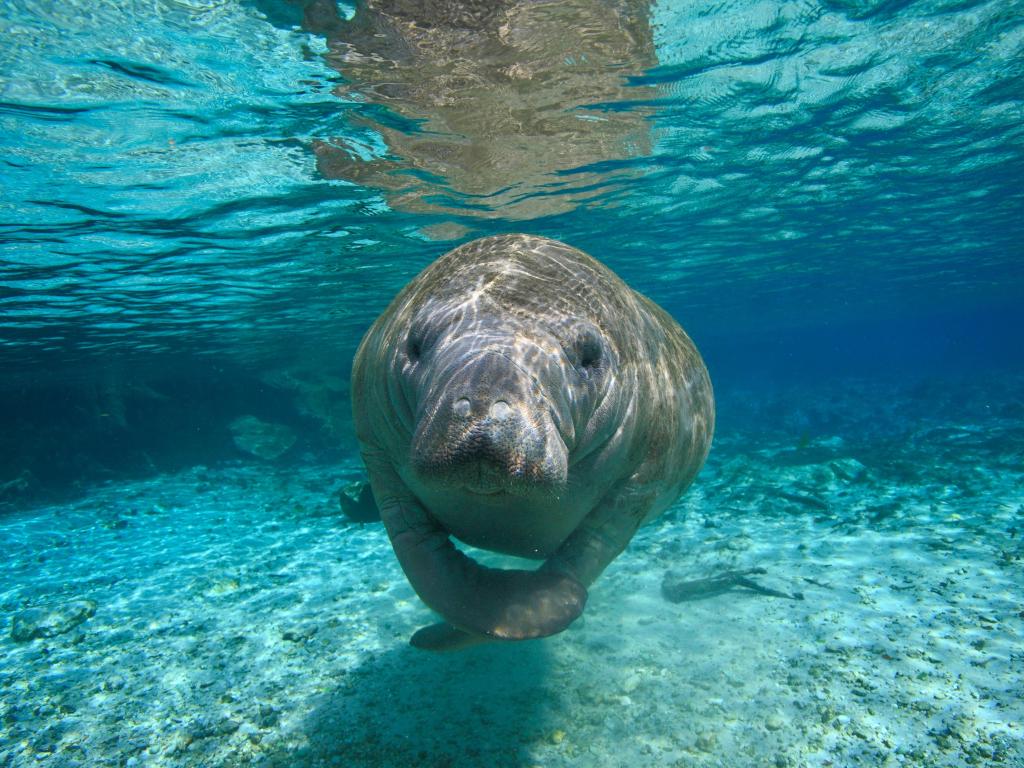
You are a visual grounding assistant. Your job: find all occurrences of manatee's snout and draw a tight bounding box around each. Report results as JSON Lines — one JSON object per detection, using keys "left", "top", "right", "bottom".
{"left": 411, "top": 348, "right": 567, "bottom": 494}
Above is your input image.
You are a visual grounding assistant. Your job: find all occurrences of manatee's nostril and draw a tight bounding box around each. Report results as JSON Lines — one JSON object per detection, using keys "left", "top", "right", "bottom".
{"left": 453, "top": 397, "right": 472, "bottom": 418}
{"left": 489, "top": 400, "right": 512, "bottom": 420}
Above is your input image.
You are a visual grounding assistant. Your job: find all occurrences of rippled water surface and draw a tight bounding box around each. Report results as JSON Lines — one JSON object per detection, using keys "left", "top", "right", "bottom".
{"left": 2, "top": 0, "right": 1021, "bottom": 376}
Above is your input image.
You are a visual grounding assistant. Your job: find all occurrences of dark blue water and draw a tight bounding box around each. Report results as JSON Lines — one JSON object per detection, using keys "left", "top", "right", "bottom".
{"left": 1, "top": 1, "right": 1023, "bottom": 766}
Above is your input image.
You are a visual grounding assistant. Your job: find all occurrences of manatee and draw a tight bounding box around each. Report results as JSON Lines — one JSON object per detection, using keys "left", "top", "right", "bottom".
{"left": 351, "top": 234, "right": 714, "bottom": 650}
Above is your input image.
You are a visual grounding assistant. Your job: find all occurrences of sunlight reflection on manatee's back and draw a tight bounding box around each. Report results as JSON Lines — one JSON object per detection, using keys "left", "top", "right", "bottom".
{"left": 303, "top": 0, "right": 656, "bottom": 220}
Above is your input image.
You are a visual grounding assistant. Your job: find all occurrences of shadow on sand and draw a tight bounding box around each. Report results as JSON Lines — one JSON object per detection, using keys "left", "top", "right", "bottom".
{"left": 257, "top": 635, "right": 556, "bottom": 767}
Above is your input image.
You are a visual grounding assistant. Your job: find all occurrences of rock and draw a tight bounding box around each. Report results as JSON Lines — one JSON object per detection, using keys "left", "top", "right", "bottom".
{"left": 102, "top": 514, "right": 129, "bottom": 530}
{"left": 829, "top": 457, "right": 868, "bottom": 483}
{"left": 10, "top": 599, "right": 97, "bottom": 642}
{"left": 695, "top": 732, "right": 717, "bottom": 752}
{"left": 188, "top": 715, "right": 240, "bottom": 740}
{"left": 622, "top": 672, "right": 642, "bottom": 694}
{"left": 259, "top": 367, "right": 353, "bottom": 445}
{"left": 206, "top": 578, "right": 241, "bottom": 597}
{"left": 239, "top": 722, "right": 261, "bottom": 743}
{"left": 228, "top": 417, "right": 296, "bottom": 460}
{"left": 228, "top": 415, "right": 296, "bottom": 461}
{"left": 281, "top": 625, "right": 318, "bottom": 643}
{"left": 0, "top": 469, "right": 34, "bottom": 500}
{"left": 257, "top": 703, "right": 280, "bottom": 728}
{"left": 102, "top": 674, "right": 127, "bottom": 692}
{"left": 164, "top": 730, "right": 192, "bottom": 756}
{"left": 766, "top": 713, "right": 785, "bottom": 731}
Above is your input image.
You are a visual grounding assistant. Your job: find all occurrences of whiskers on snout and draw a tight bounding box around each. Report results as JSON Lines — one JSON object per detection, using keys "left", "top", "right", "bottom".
{"left": 411, "top": 400, "right": 567, "bottom": 497}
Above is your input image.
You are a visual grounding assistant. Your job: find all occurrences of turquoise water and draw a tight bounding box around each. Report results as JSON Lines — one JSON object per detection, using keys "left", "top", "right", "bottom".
{"left": 1, "top": 1, "right": 1023, "bottom": 766}
{"left": 3, "top": 0, "right": 1021, "bottom": 375}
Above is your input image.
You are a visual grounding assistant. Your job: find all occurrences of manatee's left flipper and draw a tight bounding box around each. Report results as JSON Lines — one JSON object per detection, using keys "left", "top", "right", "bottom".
{"left": 339, "top": 481, "right": 381, "bottom": 523}
{"left": 363, "top": 452, "right": 587, "bottom": 645}
{"left": 542, "top": 485, "right": 655, "bottom": 587}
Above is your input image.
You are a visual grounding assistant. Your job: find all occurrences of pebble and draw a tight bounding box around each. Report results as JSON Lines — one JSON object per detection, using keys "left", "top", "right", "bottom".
{"left": 239, "top": 722, "right": 261, "bottom": 743}
{"left": 695, "top": 732, "right": 717, "bottom": 752}
{"left": 188, "top": 714, "right": 240, "bottom": 740}
{"left": 102, "top": 674, "right": 127, "bottom": 692}
{"left": 282, "top": 625, "right": 318, "bottom": 643}
{"left": 257, "top": 703, "right": 280, "bottom": 728}
{"left": 10, "top": 599, "right": 97, "bottom": 642}
{"left": 164, "top": 730, "right": 192, "bottom": 757}
{"left": 206, "top": 578, "right": 240, "bottom": 596}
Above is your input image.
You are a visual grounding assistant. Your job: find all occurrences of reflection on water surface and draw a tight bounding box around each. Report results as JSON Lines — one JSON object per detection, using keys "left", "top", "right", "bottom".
{"left": 302, "top": 0, "right": 656, "bottom": 219}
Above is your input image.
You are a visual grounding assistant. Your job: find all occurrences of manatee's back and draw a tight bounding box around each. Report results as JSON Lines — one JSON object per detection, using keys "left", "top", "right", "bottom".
{"left": 629, "top": 292, "right": 715, "bottom": 521}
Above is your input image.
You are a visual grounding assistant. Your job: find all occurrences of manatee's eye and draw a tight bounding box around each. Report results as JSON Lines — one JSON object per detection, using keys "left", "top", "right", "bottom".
{"left": 407, "top": 336, "right": 421, "bottom": 361}
{"left": 406, "top": 316, "right": 442, "bottom": 363}
{"left": 577, "top": 329, "right": 603, "bottom": 370}
{"left": 406, "top": 328, "right": 425, "bottom": 362}
{"left": 567, "top": 325, "right": 605, "bottom": 379}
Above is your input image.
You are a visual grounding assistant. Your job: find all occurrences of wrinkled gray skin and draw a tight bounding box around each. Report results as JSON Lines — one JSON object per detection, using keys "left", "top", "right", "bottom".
{"left": 352, "top": 234, "right": 714, "bottom": 650}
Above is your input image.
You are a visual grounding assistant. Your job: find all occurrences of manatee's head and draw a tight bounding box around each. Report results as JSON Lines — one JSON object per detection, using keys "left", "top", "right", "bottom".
{"left": 394, "top": 297, "right": 621, "bottom": 499}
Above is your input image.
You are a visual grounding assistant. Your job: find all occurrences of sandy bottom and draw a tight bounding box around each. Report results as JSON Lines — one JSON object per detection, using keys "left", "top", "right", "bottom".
{"left": 2, "top": 378, "right": 1022, "bottom": 767}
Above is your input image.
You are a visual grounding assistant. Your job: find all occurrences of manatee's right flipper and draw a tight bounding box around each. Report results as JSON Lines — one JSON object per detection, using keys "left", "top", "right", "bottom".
{"left": 541, "top": 483, "right": 655, "bottom": 588}
{"left": 363, "top": 454, "right": 587, "bottom": 647}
